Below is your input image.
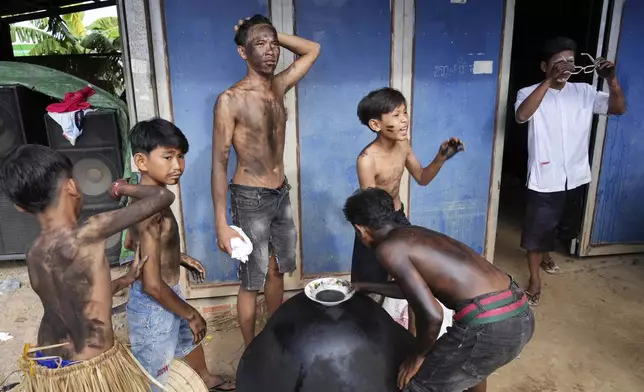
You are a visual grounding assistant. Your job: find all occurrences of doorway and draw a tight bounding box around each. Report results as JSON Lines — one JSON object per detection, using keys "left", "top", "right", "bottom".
{"left": 495, "top": 0, "right": 607, "bottom": 264}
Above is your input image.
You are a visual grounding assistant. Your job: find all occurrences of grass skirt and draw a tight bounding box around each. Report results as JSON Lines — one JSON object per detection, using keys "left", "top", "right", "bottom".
{"left": 17, "top": 341, "right": 158, "bottom": 392}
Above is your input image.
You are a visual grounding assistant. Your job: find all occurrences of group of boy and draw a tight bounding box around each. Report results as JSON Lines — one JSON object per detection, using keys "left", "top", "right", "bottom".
{"left": 0, "top": 13, "right": 625, "bottom": 392}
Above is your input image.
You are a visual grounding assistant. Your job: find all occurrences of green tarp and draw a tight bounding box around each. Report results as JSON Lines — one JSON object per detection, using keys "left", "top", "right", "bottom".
{"left": 0, "top": 61, "right": 135, "bottom": 262}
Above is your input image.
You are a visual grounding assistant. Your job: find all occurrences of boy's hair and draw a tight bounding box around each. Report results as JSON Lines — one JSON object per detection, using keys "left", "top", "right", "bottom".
{"left": 541, "top": 37, "right": 577, "bottom": 63}
{"left": 343, "top": 188, "right": 396, "bottom": 230}
{"left": 234, "top": 14, "right": 276, "bottom": 46}
{"left": 129, "top": 118, "right": 189, "bottom": 155}
{"left": 0, "top": 144, "right": 73, "bottom": 214}
{"left": 357, "top": 88, "right": 407, "bottom": 131}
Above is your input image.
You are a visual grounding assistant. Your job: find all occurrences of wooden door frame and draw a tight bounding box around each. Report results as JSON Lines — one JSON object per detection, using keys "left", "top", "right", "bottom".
{"left": 483, "top": 0, "right": 516, "bottom": 263}
{"left": 577, "top": 0, "right": 644, "bottom": 256}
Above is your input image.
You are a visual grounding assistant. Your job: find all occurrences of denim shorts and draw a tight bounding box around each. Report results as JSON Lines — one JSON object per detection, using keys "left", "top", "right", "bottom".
{"left": 230, "top": 177, "right": 297, "bottom": 291}
{"left": 406, "top": 283, "right": 535, "bottom": 392}
{"left": 127, "top": 281, "right": 196, "bottom": 390}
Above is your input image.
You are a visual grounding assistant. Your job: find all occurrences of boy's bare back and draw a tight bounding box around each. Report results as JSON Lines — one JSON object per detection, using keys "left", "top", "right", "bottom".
{"left": 28, "top": 227, "right": 114, "bottom": 361}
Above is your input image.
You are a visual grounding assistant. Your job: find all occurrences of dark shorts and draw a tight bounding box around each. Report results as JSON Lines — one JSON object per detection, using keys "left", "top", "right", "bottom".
{"left": 406, "top": 281, "right": 535, "bottom": 392}
{"left": 521, "top": 184, "right": 587, "bottom": 252}
{"left": 351, "top": 204, "right": 410, "bottom": 284}
{"left": 230, "top": 178, "right": 297, "bottom": 291}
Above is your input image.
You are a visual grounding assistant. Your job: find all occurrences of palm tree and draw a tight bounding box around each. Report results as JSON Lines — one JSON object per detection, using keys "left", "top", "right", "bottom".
{"left": 9, "top": 12, "right": 124, "bottom": 94}
{"left": 10, "top": 12, "right": 121, "bottom": 55}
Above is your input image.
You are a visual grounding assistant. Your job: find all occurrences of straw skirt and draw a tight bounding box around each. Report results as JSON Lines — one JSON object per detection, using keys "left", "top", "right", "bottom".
{"left": 18, "top": 341, "right": 155, "bottom": 392}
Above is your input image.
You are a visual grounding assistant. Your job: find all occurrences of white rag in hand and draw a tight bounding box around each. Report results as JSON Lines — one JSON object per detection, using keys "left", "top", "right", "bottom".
{"left": 229, "top": 225, "right": 253, "bottom": 263}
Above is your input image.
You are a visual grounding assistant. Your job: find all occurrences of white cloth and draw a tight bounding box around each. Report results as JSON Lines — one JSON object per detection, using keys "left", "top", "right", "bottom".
{"left": 229, "top": 225, "right": 253, "bottom": 263}
{"left": 514, "top": 82, "right": 609, "bottom": 193}
{"left": 382, "top": 298, "right": 453, "bottom": 338}
{"left": 47, "top": 109, "right": 95, "bottom": 146}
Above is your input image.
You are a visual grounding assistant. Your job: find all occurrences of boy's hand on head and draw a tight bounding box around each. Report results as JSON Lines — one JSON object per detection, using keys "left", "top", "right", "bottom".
{"left": 216, "top": 225, "right": 244, "bottom": 256}
{"left": 234, "top": 17, "right": 251, "bottom": 33}
{"left": 436, "top": 137, "right": 465, "bottom": 161}
{"left": 187, "top": 310, "right": 207, "bottom": 344}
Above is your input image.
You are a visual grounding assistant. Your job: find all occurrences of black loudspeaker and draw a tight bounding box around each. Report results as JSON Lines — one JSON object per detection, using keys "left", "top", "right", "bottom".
{"left": 45, "top": 110, "right": 125, "bottom": 265}
{"left": 45, "top": 110, "right": 123, "bottom": 210}
{"left": 0, "top": 85, "right": 54, "bottom": 259}
{"left": 79, "top": 206, "right": 123, "bottom": 266}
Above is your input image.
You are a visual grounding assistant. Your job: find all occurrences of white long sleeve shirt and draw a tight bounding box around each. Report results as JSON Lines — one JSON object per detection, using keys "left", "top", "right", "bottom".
{"left": 515, "top": 82, "right": 609, "bottom": 193}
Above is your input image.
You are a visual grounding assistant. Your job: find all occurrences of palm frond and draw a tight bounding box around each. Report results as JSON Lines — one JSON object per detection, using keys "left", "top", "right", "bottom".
{"left": 10, "top": 26, "right": 53, "bottom": 44}
{"left": 81, "top": 32, "right": 116, "bottom": 53}
{"left": 28, "top": 37, "right": 67, "bottom": 55}
{"left": 62, "top": 12, "right": 85, "bottom": 37}
{"left": 87, "top": 17, "right": 120, "bottom": 40}
{"left": 31, "top": 18, "right": 49, "bottom": 30}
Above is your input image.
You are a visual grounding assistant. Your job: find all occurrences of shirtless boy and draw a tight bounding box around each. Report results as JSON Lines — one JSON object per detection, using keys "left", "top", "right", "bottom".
{"left": 344, "top": 188, "right": 535, "bottom": 392}
{"left": 125, "top": 119, "right": 234, "bottom": 391}
{"left": 212, "top": 15, "right": 320, "bottom": 346}
{"left": 0, "top": 144, "right": 174, "bottom": 391}
{"left": 353, "top": 87, "right": 463, "bottom": 330}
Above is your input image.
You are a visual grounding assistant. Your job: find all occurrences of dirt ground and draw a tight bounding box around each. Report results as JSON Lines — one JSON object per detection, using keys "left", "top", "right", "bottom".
{"left": 2, "top": 220, "right": 644, "bottom": 390}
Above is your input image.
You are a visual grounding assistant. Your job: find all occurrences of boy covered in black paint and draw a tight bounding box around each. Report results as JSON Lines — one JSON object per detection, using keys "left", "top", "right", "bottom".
{"left": 124, "top": 118, "right": 235, "bottom": 391}
{"left": 353, "top": 87, "right": 464, "bottom": 332}
{"left": 0, "top": 144, "right": 173, "bottom": 391}
{"left": 345, "top": 188, "right": 534, "bottom": 392}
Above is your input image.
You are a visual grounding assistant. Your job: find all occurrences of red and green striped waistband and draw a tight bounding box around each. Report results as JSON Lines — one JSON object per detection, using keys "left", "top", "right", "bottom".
{"left": 453, "top": 289, "right": 528, "bottom": 325}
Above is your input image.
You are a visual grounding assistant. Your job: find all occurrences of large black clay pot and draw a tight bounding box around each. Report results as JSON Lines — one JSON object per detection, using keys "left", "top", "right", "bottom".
{"left": 236, "top": 292, "right": 416, "bottom": 392}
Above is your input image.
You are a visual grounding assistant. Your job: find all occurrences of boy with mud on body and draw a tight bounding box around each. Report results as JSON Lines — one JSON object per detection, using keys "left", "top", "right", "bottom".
{"left": 125, "top": 118, "right": 235, "bottom": 391}
{"left": 0, "top": 144, "right": 173, "bottom": 392}
{"left": 353, "top": 87, "right": 464, "bottom": 333}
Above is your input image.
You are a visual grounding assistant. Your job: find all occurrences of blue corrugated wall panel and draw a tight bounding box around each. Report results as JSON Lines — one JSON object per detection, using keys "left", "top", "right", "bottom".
{"left": 410, "top": 0, "right": 504, "bottom": 254}
{"left": 295, "top": 0, "right": 391, "bottom": 275}
{"left": 591, "top": 1, "right": 644, "bottom": 245}
{"left": 163, "top": 0, "right": 269, "bottom": 282}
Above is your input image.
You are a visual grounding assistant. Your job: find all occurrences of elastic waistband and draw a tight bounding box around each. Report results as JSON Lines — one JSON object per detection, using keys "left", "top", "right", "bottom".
{"left": 229, "top": 177, "right": 290, "bottom": 193}
{"left": 131, "top": 280, "right": 181, "bottom": 296}
{"left": 453, "top": 288, "right": 528, "bottom": 325}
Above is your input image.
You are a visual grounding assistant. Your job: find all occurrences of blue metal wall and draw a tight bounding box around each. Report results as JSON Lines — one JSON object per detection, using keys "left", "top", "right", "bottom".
{"left": 591, "top": 1, "right": 644, "bottom": 245}
{"left": 163, "top": 0, "right": 507, "bottom": 283}
{"left": 410, "top": 0, "right": 504, "bottom": 254}
{"left": 295, "top": 0, "right": 391, "bottom": 275}
{"left": 163, "top": 0, "right": 269, "bottom": 282}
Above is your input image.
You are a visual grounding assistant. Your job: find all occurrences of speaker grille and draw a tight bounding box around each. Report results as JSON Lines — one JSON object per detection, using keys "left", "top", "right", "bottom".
{"left": 0, "top": 194, "right": 40, "bottom": 256}
{"left": 0, "top": 92, "right": 22, "bottom": 157}
{"left": 66, "top": 148, "right": 124, "bottom": 207}
{"left": 0, "top": 85, "right": 52, "bottom": 258}
{"left": 45, "top": 110, "right": 120, "bottom": 150}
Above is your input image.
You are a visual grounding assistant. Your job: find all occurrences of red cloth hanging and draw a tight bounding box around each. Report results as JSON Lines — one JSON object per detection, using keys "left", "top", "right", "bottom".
{"left": 46, "top": 85, "right": 96, "bottom": 113}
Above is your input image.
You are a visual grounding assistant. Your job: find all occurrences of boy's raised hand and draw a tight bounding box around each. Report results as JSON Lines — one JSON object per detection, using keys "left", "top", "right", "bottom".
{"left": 436, "top": 137, "right": 465, "bottom": 161}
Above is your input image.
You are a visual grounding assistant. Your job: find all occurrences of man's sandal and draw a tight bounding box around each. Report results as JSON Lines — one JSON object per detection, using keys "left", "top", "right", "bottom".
{"left": 526, "top": 291, "right": 540, "bottom": 307}
{"left": 541, "top": 258, "right": 559, "bottom": 274}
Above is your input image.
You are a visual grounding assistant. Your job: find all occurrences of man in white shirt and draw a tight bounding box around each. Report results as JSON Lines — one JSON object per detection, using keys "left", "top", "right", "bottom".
{"left": 515, "top": 37, "right": 626, "bottom": 306}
